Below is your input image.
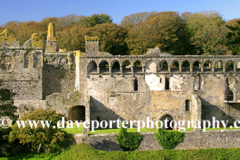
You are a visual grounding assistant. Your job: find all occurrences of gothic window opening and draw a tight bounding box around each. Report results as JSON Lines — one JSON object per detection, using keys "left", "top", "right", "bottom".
{"left": 24, "top": 53, "right": 30, "bottom": 68}
{"left": 134, "top": 78, "right": 138, "bottom": 91}
{"left": 112, "top": 61, "right": 120, "bottom": 73}
{"left": 194, "top": 74, "right": 203, "bottom": 91}
{"left": 87, "top": 61, "right": 97, "bottom": 73}
{"left": 225, "top": 77, "right": 234, "bottom": 101}
{"left": 165, "top": 77, "right": 169, "bottom": 90}
{"left": 186, "top": 100, "right": 190, "bottom": 111}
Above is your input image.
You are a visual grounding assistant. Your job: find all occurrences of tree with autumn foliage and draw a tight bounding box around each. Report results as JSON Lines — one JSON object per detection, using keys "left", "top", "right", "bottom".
{"left": 126, "top": 11, "right": 190, "bottom": 55}
{"left": 182, "top": 11, "right": 231, "bottom": 55}
{"left": 120, "top": 11, "right": 158, "bottom": 30}
{"left": 87, "top": 23, "right": 128, "bottom": 55}
{"left": 226, "top": 18, "right": 240, "bottom": 55}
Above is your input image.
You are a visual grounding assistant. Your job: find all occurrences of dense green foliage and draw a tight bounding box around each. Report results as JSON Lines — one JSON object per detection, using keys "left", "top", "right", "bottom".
{"left": 155, "top": 129, "right": 184, "bottom": 149}
{"left": 8, "top": 109, "right": 70, "bottom": 154}
{"left": 116, "top": 126, "right": 143, "bottom": 151}
{"left": 2, "top": 143, "right": 240, "bottom": 160}
{"left": 1, "top": 11, "right": 240, "bottom": 55}
{"left": 126, "top": 11, "right": 190, "bottom": 55}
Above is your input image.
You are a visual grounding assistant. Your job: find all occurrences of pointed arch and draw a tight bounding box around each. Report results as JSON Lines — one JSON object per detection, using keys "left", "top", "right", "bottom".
{"left": 24, "top": 52, "right": 30, "bottom": 68}
{"left": 225, "top": 76, "right": 236, "bottom": 101}
{"left": 100, "top": 60, "right": 109, "bottom": 73}
{"left": 203, "top": 60, "right": 212, "bottom": 72}
{"left": 87, "top": 61, "right": 97, "bottom": 73}
{"left": 145, "top": 61, "right": 156, "bottom": 73}
{"left": 159, "top": 113, "right": 176, "bottom": 130}
{"left": 133, "top": 60, "right": 142, "bottom": 73}
{"left": 193, "top": 61, "right": 201, "bottom": 72}
{"left": 182, "top": 60, "right": 190, "bottom": 72}
{"left": 226, "top": 61, "right": 234, "bottom": 72}
{"left": 158, "top": 60, "right": 168, "bottom": 72}
{"left": 33, "top": 52, "right": 41, "bottom": 69}
{"left": 112, "top": 61, "right": 120, "bottom": 73}
{"left": 194, "top": 74, "right": 203, "bottom": 91}
{"left": 171, "top": 60, "right": 179, "bottom": 72}
{"left": 123, "top": 60, "right": 131, "bottom": 73}
{"left": 214, "top": 61, "right": 223, "bottom": 72}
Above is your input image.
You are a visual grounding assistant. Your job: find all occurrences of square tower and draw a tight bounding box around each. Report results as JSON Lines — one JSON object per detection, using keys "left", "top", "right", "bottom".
{"left": 85, "top": 36, "right": 99, "bottom": 56}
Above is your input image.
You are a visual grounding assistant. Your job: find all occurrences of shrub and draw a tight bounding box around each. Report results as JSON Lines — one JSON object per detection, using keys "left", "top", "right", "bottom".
{"left": 9, "top": 109, "right": 71, "bottom": 154}
{"left": 116, "top": 126, "right": 143, "bottom": 151}
{"left": 155, "top": 128, "right": 184, "bottom": 149}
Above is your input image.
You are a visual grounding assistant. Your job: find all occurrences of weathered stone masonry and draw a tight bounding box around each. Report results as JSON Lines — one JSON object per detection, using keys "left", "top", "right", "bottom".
{"left": 1, "top": 23, "right": 240, "bottom": 142}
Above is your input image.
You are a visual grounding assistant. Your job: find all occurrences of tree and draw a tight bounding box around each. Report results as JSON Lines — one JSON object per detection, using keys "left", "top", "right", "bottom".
{"left": 9, "top": 109, "right": 70, "bottom": 153}
{"left": 57, "top": 26, "right": 88, "bottom": 51}
{"left": 126, "top": 11, "right": 190, "bottom": 55}
{"left": 120, "top": 11, "right": 158, "bottom": 30}
{"left": 87, "top": 14, "right": 113, "bottom": 27}
{"left": 87, "top": 23, "right": 128, "bottom": 55}
{"left": 226, "top": 18, "right": 240, "bottom": 55}
{"left": 182, "top": 11, "right": 231, "bottom": 55}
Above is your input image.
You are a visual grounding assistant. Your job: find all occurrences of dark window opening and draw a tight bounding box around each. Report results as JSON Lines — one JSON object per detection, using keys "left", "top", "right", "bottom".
{"left": 165, "top": 77, "right": 169, "bottom": 90}
{"left": 0, "top": 89, "right": 10, "bottom": 100}
{"left": 134, "top": 78, "right": 138, "bottom": 91}
{"left": 160, "top": 78, "right": 162, "bottom": 83}
{"left": 186, "top": 100, "right": 190, "bottom": 111}
{"left": 160, "top": 115, "right": 174, "bottom": 130}
{"left": 69, "top": 106, "right": 85, "bottom": 121}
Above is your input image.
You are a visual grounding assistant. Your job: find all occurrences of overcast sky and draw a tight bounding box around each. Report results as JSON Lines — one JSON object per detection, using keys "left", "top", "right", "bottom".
{"left": 0, "top": 0, "right": 240, "bottom": 25}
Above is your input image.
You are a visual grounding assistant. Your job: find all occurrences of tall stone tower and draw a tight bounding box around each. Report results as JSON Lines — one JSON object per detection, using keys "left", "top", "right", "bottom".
{"left": 85, "top": 36, "right": 99, "bottom": 56}
{"left": 45, "top": 23, "right": 56, "bottom": 52}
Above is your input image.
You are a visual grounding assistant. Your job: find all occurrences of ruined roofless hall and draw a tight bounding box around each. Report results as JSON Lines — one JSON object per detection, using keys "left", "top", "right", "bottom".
{"left": 0, "top": 23, "right": 240, "bottom": 129}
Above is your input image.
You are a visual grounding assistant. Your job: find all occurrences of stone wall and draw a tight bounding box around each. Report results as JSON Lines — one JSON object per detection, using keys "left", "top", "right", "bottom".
{"left": 85, "top": 71, "right": 240, "bottom": 128}
{"left": 78, "top": 130, "right": 240, "bottom": 151}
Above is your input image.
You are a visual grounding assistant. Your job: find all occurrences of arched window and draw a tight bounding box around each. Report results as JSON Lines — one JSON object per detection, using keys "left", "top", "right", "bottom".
{"left": 87, "top": 61, "right": 97, "bottom": 73}
{"left": 225, "top": 77, "right": 234, "bottom": 101}
{"left": 193, "top": 61, "right": 201, "bottom": 72}
{"left": 226, "top": 61, "right": 234, "bottom": 72}
{"left": 145, "top": 61, "right": 156, "bottom": 73}
{"left": 171, "top": 61, "right": 179, "bottom": 72}
{"left": 214, "top": 61, "right": 223, "bottom": 72}
{"left": 160, "top": 114, "right": 174, "bottom": 130}
{"left": 33, "top": 52, "right": 41, "bottom": 69}
{"left": 194, "top": 74, "right": 203, "bottom": 91}
{"left": 203, "top": 61, "right": 211, "bottom": 72}
{"left": 100, "top": 60, "right": 109, "bottom": 73}
{"left": 182, "top": 60, "right": 190, "bottom": 72}
{"left": 133, "top": 60, "right": 142, "bottom": 73}
{"left": 24, "top": 52, "right": 30, "bottom": 68}
{"left": 123, "top": 60, "right": 131, "bottom": 73}
{"left": 69, "top": 106, "right": 85, "bottom": 121}
{"left": 112, "top": 61, "right": 120, "bottom": 73}
{"left": 158, "top": 61, "right": 168, "bottom": 72}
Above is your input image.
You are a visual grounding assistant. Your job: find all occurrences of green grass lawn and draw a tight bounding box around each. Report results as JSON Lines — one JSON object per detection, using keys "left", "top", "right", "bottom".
{"left": 62, "top": 124, "right": 240, "bottom": 135}
{"left": 62, "top": 124, "right": 196, "bottom": 134}
{"left": 200, "top": 127, "right": 240, "bottom": 131}
{"left": 2, "top": 143, "right": 240, "bottom": 160}
{"left": 61, "top": 124, "right": 83, "bottom": 134}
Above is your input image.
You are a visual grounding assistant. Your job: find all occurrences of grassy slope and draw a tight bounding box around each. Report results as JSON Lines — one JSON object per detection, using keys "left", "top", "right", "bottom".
{"left": 2, "top": 143, "right": 240, "bottom": 160}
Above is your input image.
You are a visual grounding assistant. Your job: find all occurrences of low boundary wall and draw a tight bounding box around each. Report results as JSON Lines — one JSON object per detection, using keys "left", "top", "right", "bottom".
{"left": 73, "top": 130, "right": 240, "bottom": 151}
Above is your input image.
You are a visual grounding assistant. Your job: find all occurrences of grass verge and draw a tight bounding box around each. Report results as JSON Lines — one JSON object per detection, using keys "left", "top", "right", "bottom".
{"left": 2, "top": 143, "right": 240, "bottom": 160}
